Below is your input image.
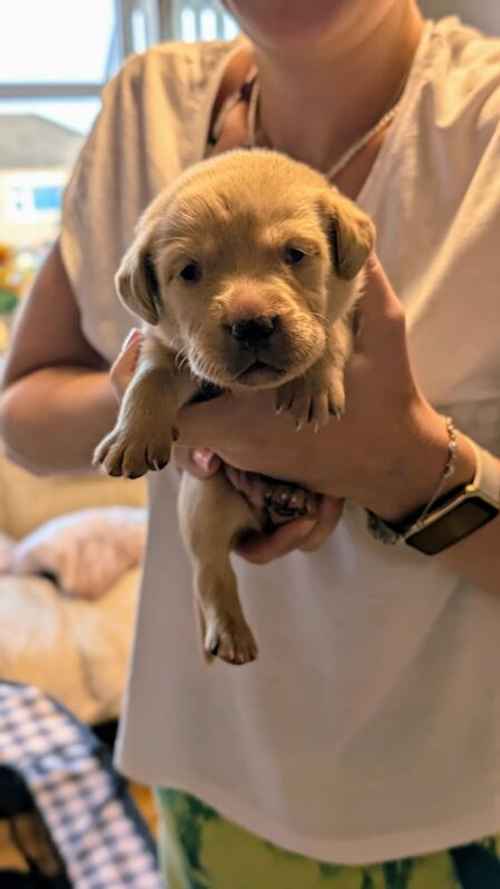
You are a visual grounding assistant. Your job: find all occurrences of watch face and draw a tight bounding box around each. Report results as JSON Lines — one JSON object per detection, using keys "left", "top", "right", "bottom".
{"left": 406, "top": 496, "right": 499, "bottom": 556}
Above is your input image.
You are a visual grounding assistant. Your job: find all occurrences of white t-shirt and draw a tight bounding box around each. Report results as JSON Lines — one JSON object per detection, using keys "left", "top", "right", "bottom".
{"left": 61, "top": 17, "right": 500, "bottom": 865}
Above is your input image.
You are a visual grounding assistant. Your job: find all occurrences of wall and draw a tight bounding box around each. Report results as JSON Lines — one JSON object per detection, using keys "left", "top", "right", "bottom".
{"left": 0, "top": 168, "right": 65, "bottom": 249}
{"left": 419, "top": 0, "right": 500, "bottom": 34}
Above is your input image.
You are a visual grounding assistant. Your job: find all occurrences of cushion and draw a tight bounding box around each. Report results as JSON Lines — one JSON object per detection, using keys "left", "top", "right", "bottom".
{"left": 10, "top": 506, "right": 146, "bottom": 601}
{"left": 0, "top": 447, "right": 146, "bottom": 539}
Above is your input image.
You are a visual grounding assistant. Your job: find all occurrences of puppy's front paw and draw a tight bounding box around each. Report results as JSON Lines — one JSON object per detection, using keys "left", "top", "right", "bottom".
{"left": 93, "top": 423, "right": 175, "bottom": 478}
{"left": 205, "top": 613, "right": 258, "bottom": 666}
{"left": 327, "top": 371, "right": 346, "bottom": 421}
{"left": 275, "top": 370, "right": 345, "bottom": 431}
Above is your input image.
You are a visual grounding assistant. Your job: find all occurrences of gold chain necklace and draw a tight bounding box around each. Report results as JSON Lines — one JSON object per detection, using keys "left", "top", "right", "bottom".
{"left": 246, "top": 75, "right": 406, "bottom": 181}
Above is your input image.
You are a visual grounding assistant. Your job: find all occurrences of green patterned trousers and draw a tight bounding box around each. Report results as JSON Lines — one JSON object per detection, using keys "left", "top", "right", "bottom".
{"left": 155, "top": 788, "right": 500, "bottom": 889}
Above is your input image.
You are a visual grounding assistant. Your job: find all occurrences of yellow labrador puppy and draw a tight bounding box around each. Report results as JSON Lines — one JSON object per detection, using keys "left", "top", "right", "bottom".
{"left": 94, "top": 148, "right": 375, "bottom": 666}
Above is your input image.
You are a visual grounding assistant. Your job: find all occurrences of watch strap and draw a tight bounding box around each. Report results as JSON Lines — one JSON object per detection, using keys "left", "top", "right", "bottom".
{"left": 465, "top": 436, "right": 500, "bottom": 502}
{"left": 367, "top": 437, "right": 500, "bottom": 547}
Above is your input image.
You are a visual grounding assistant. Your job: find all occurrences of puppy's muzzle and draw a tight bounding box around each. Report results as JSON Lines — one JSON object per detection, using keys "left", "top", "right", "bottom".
{"left": 230, "top": 315, "right": 279, "bottom": 347}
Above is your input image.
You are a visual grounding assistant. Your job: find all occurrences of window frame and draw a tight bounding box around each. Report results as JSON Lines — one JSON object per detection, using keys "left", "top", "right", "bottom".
{"left": 0, "top": 0, "right": 167, "bottom": 106}
{"left": 0, "top": 1, "right": 233, "bottom": 108}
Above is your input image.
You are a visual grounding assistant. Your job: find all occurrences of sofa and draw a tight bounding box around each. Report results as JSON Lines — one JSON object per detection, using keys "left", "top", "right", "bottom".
{"left": 0, "top": 445, "right": 147, "bottom": 727}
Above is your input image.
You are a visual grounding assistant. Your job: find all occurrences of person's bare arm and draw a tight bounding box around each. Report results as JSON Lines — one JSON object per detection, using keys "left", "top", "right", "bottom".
{"left": 0, "top": 240, "right": 119, "bottom": 475}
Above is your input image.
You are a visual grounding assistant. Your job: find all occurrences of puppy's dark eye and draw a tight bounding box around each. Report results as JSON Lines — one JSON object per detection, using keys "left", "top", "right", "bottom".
{"left": 179, "top": 261, "right": 202, "bottom": 283}
{"left": 284, "top": 247, "right": 306, "bottom": 266}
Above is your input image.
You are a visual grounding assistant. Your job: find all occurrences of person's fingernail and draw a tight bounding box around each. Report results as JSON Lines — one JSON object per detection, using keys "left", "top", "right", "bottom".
{"left": 121, "top": 328, "right": 140, "bottom": 350}
{"left": 194, "top": 449, "right": 216, "bottom": 473}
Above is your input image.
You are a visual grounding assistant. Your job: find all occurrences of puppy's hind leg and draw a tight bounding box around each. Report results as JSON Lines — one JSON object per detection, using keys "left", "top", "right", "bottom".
{"left": 178, "top": 470, "right": 260, "bottom": 666}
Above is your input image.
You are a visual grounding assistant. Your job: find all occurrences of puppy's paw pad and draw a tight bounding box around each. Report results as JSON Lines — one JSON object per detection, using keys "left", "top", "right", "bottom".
{"left": 94, "top": 428, "right": 172, "bottom": 478}
{"left": 275, "top": 381, "right": 310, "bottom": 428}
{"left": 307, "top": 392, "right": 332, "bottom": 431}
{"left": 143, "top": 435, "right": 174, "bottom": 472}
{"left": 276, "top": 382, "right": 332, "bottom": 431}
{"left": 93, "top": 430, "right": 130, "bottom": 477}
{"left": 205, "top": 617, "right": 258, "bottom": 666}
{"left": 327, "top": 381, "right": 346, "bottom": 420}
{"left": 275, "top": 383, "right": 295, "bottom": 415}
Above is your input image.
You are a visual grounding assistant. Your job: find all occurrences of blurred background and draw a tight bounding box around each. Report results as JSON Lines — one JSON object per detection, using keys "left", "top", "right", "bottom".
{"left": 0, "top": 0, "right": 499, "bottom": 875}
{"left": 0, "top": 0, "right": 498, "bottom": 352}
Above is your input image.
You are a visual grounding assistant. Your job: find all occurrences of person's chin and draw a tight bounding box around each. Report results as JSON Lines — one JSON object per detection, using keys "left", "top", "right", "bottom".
{"left": 228, "top": 0, "right": 351, "bottom": 49}
{"left": 228, "top": 0, "right": 400, "bottom": 56}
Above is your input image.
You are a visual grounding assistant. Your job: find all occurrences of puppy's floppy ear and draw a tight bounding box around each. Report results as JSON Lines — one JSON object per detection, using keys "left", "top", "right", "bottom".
{"left": 115, "top": 232, "right": 161, "bottom": 326}
{"left": 318, "top": 190, "right": 375, "bottom": 280}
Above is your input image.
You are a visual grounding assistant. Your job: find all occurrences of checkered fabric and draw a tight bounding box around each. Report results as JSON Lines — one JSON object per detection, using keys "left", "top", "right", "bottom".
{"left": 0, "top": 682, "right": 163, "bottom": 889}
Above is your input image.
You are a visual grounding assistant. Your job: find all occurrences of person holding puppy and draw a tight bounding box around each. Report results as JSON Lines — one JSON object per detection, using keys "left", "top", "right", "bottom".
{"left": 2, "top": 0, "right": 500, "bottom": 886}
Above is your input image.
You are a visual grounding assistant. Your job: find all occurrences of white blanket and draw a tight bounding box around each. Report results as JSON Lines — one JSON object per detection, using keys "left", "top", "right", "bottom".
{"left": 0, "top": 506, "right": 147, "bottom": 723}
{"left": 0, "top": 569, "right": 140, "bottom": 724}
{"left": 9, "top": 506, "right": 146, "bottom": 600}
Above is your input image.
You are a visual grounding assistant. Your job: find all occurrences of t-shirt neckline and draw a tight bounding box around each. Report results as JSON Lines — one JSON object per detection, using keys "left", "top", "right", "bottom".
{"left": 357, "top": 18, "right": 436, "bottom": 209}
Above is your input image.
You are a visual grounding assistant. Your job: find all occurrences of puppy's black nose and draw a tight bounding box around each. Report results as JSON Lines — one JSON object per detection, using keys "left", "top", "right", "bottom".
{"left": 231, "top": 316, "right": 278, "bottom": 344}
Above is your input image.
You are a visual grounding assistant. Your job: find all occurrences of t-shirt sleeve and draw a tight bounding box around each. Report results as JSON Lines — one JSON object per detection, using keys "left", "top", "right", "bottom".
{"left": 59, "top": 42, "right": 220, "bottom": 361}
{"left": 59, "top": 54, "right": 153, "bottom": 361}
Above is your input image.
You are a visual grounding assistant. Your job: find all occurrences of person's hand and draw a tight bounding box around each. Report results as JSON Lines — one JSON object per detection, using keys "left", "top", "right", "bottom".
{"left": 173, "top": 446, "right": 344, "bottom": 561}
{"left": 174, "top": 445, "right": 222, "bottom": 479}
{"left": 224, "top": 467, "right": 345, "bottom": 563}
{"left": 234, "top": 495, "right": 344, "bottom": 563}
{"left": 109, "top": 328, "right": 144, "bottom": 402}
{"left": 175, "top": 253, "right": 455, "bottom": 523}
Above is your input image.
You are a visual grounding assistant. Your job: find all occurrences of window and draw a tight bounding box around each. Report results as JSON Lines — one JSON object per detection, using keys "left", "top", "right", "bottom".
{"left": 0, "top": 0, "right": 237, "bottom": 353}
{"left": 1, "top": 0, "right": 117, "bottom": 85}
{"left": 172, "top": 0, "right": 239, "bottom": 41}
{"left": 0, "top": 0, "right": 120, "bottom": 135}
{"left": 0, "top": 0, "right": 129, "bottom": 353}
{"left": 0, "top": 0, "right": 124, "bottom": 259}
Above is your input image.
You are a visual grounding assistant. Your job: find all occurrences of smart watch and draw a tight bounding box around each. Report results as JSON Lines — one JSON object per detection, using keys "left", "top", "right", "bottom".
{"left": 367, "top": 438, "right": 500, "bottom": 555}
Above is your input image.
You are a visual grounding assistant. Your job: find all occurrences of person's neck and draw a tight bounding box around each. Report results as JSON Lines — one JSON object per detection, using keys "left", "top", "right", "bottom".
{"left": 252, "top": 1, "right": 424, "bottom": 175}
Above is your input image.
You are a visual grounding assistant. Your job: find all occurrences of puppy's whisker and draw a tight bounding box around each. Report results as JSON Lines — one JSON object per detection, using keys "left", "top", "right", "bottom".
{"left": 185, "top": 346, "right": 221, "bottom": 384}
{"left": 310, "top": 309, "right": 329, "bottom": 326}
{"left": 174, "top": 351, "right": 189, "bottom": 373}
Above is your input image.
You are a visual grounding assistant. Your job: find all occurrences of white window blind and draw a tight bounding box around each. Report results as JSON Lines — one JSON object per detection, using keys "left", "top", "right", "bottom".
{"left": 172, "top": 0, "right": 238, "bottom": 41}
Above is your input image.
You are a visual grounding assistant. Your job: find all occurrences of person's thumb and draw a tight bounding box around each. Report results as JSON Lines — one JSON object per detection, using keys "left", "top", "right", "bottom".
{"left": 110, "top": 328, "right": 143, "bottom": 401}
{"left": 356, "top": 253, "right": 405, "bottom": 356}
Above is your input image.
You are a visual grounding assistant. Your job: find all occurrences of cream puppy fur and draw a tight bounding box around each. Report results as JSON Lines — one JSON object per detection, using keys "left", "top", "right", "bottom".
{"left": 94, "top": 149, "right": 375, "bottom": 666}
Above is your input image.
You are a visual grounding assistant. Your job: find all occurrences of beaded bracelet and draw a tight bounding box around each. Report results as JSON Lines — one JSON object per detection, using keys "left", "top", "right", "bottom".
{"left": 367, "top": 416, "right": 458, "bottom": 545}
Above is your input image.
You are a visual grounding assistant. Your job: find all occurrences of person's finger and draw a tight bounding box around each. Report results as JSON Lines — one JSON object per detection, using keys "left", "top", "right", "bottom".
{"left": 176, "top": 388, "right": 278, "bottom": 451}
{"left": 122, "top": 326, "right": 143, "bottom": 351}
{"left": 116, "top": 327, "right": 143, "bottom": 366}
{"left": 355, "top": 253, "right": 405, "bottom": 354}
{"left": 192, "top": 448, "right": 220, "bottom": 476}
{"left": 298, "top": 496, "right": 344, "bottom": 551}
{"left": 110, "top": 328, "right": 143, "bottom": 400}
{"left": 224, "top": 466, "right": 269, "bottom": 511}
{"left": 234, "top": 516, "right": 317, "bottom": 565}
{"left": 114, "top": 340, "right": 140, "bottom": 377}
{"left": 173, "top": 446, "right": 221, "bottom": 480}
{"left": 211, "top": 96, "right": 250, "bottom": 155}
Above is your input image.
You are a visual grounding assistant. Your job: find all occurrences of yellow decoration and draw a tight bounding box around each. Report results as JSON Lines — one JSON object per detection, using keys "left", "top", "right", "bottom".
{"left": 0, "top": 319, "right": 9, "bottom": 352}
{"left": 0, "top": 241, "right": 27, "bottom": 298}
